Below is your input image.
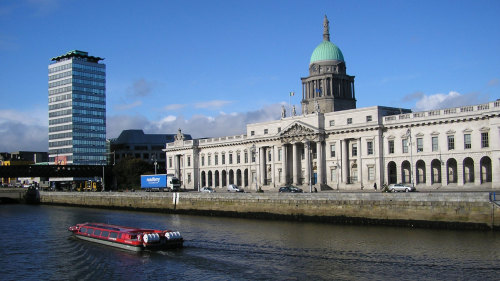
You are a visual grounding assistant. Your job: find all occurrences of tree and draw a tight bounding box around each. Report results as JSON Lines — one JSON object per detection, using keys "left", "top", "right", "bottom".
{"left": 112, "top": 157, "right": 154, "bottom": 190}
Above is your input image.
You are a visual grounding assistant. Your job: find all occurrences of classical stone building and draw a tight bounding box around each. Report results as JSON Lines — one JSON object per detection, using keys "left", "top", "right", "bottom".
{"left": 165, "top": 16, "right": 500, "bottom": 191}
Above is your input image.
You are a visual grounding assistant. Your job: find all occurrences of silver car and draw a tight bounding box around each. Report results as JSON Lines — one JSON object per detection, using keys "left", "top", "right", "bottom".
{"left": 200, "top": 187, "right": 216, "bottom": 193}
{"left": 388, "top": 183, "right": 416, "bottom": 192}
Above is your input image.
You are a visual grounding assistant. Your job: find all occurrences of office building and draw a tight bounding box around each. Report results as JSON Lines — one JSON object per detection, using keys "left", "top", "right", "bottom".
{"left": 48, "top": 50, "right": 106, "bottom": 165}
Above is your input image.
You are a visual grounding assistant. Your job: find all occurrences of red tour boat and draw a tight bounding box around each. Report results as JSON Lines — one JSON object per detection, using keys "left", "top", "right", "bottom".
{"left": 68, "top": 222, "right": 183, "bottom": 251}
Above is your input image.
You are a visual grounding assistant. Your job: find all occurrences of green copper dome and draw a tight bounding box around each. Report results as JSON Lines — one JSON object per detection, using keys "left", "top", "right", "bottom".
{"left": 310, "top": 40, "right": 344, "bottom": 64}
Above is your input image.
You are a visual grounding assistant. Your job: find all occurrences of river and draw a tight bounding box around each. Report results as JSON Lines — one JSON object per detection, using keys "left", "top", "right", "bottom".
{"left": 0, "top": 204, "right": 499, "bottom": 280}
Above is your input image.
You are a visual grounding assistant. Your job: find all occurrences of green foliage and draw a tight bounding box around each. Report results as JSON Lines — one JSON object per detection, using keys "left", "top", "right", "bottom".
{"left": 112, "top": 157, "right": 154, "bottom": 190}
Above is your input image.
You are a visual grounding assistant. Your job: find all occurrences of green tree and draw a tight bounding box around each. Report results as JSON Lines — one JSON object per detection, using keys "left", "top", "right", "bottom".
{"left": 112, "top": 157, "right": 154, "bottom": 190}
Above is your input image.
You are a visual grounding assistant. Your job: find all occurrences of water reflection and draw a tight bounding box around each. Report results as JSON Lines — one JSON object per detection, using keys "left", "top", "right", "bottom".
{"left": 0, "top": 205, "right": 499, "bottom": 280}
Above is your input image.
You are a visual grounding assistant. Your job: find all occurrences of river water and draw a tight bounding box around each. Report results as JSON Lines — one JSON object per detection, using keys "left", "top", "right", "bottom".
{"left": 0, "top": 204, "right": 499, "bottom": 280}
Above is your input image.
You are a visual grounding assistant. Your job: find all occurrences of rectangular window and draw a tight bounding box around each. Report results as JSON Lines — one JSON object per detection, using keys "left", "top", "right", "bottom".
{"left": 352, "top": 143, "right": 357, "bottom": 157}
{"left": 251, "top": 131, "right": 255, "bottom": 136}
{"left": 222, "top": 154, "right": 225, "bottom": 165}
{"left": 481, "top": 132, "right": 489, "bottom": 148}
{"left": 347, "top": 118, "right": 352, "bottom": 125}
{"left": 329, "top": 120, "right": 335, "bottom": 126}
{"left": 330, "top": 144, "right": 336, "bottom": 157}
{"left": 268, "top": 150, "right": 272, "bottom": 161}
{"left": 215, "top": 155, "right": 218, "bottom": 165}
{"left": 188, "top": 173, "right": 191, "bottom": 183}
{"left": 169, "top": 157, "right": 172, "bottom": 167}
{"left": 402, "top": 139, "right": 408, "bottom": 153}
{"left": 101, "top": 231, "right": 109, "bottom": 237}
{"left": 367, "top": 141, "right": 373, "bottom": 155}
{"left": 432, "top": 136, "right": 438, "bottom": 152}
{"left": 109, "top": 232, "right": 118, "bottom": 239}
{"left": 388, "top": 140, "right": 395, "bottom": 154}
{"left": 447, "top": 135, "right": 455, "bottom": 150}
{"left": 366, "top": 115, "right": 372, "bottom": 122}
{"left": 264, "top": 129, "right": 268, "bottom": 135}
{"left": 237, "top": 153, "right": 241, "bottom": 164}
{"left": 252, "top": 151, "right": 255, "bottom": 163}
{"left": 208, "top": 155, "right": 211, "bottom": 166}
{"left": 244, "top": 152, "right": 248, "bottom": 163}
{"left": 417, "top": 138, "right": 423, "bottom": 152}
{"left": 201, "top": 156, "right": 205, "bottom": 166}
{"left": 464, "top": 134, "right": 471, "bottom": 149}
{"left": 229, "top": 153, "right": 233, "bottom": 164}
{"left": 368, "top": 167, "right": 375, "bottom": 181}
{"left": 278, "top": 148, "right": 282, "bottom": 161}
{"left": 331, "top": 169, "right": 337, "bottom": 182}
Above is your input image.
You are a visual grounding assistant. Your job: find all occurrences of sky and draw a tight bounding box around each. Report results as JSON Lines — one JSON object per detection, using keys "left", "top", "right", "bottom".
{"left": 0, "top": 0, "right": 499, "bottom": 152}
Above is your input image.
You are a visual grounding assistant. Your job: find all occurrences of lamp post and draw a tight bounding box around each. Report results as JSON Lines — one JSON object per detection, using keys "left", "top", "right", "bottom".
{"left": 406, "top": 128, "right": 414, "bottom": 187}
{"left": 152, "top": 154, "right": 158, "bottom": 175}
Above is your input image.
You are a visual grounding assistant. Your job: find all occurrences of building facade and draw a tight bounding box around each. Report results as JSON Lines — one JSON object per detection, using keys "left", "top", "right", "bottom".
{"left": 165, "top": 16, "right": 500, "bottom": 191}
{"left": 109, "top": 129, "right": 192, "bottom": 171}
{"left": 48, "top": 50, "right": 106, "bottom": 165}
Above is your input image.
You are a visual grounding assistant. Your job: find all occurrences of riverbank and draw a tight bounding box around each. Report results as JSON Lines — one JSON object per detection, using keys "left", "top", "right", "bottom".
{"left": 40, "top": 191, "right": 500, "bottom": 230}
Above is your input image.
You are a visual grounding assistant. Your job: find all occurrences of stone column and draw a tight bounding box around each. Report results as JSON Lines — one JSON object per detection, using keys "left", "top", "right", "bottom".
{"left": 304, "top": 141, "right": 311, "bottom": 186}
{"left": 260, "top": 147, "right": 266, "bottom": 185}
{"left": 174, "top": 155, "right": 180, "bottom": 178}
{"left": 317, "top": 141, "right": 323, "bottom": 186}
{"left": 283, "top": 144, "right": 288, "bottom": 184}
{"left": 457, "top": 160, "right": 464, "bottom": 187}
{"left": 357, "top": 138, "right": 362, "bottom": 186}
{"left": 341, "top": 139, "right": 349, "bottom": 183}
{"left": 220, "top": 170, "right": 224, "bottom": 189}
{"left": 426, "top": 162, "right": 433, "bottom": 187}
{"left": 292, "top": 143, "right": 299, "bottom": 185}
{"left": 441, "top": 161, "right": 448, "bottom": 187}
{"left": 474, "top": 160, "right": 481, "bottom": 186}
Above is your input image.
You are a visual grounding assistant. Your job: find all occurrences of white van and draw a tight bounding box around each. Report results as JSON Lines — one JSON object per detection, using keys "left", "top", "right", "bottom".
{"left": 227, "top": 184, "right": 243, "bottom": 192}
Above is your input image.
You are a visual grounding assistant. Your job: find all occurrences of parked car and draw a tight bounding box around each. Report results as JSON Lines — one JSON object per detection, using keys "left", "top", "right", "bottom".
{"left": 388, "top": 183, "right": 416, "bottom": 192}
{"left": 279, "top": 185, "right": 303, "bottom": 193}
{"left": 200, "top": 187, "right": 216, "bottom": 193}
{"left": 227, "top": 184, "right": 243, "bottom": 192}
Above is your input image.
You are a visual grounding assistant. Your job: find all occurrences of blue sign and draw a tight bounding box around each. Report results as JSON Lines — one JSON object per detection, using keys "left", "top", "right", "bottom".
{"left": 141, "top": 174, "right": 167, "bottom": 188}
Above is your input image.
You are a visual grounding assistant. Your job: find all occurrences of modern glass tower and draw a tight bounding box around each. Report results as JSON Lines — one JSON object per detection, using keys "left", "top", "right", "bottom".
{"left": 48, "top": 50, "right": 106, "bottom": 165}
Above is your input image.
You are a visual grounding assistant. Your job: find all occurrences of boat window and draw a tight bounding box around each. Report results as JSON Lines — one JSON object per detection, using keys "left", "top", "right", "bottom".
{"left": 87, "top": 228, "right": 94, "bottom": 234}
{"left": 80, "top": 227, "right": 87, "bottom": 233}
{"left": 130, "top": 235, "right": 137, "bottom": 240}
{"left": 93, "top": 229, "right": 101, "bottom": 236}
{"left": 101, "top": 231, "right": 109, "bottom": 237}
{"left": 109, "top": 232, "right": 118, "bottom": 239}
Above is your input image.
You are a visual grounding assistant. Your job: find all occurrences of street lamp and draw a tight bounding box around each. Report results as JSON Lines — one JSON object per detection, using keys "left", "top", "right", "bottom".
{"left": 152, "top": 154, "right": 158, "bottom": 175}
{"left": 406, "top": 128, "right": 414, "bottom": 187}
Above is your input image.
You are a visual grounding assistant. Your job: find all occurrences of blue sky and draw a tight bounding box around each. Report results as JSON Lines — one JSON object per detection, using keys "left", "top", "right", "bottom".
{"left": 0, "top": 0, "right": 499, "bottom": 152}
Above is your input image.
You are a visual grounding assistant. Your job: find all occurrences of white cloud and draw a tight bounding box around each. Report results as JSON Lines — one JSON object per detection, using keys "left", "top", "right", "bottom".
{"left": 127, "top": 78, "right": 156, "bottom": 97}
{"left": 195, "top": 100, "right": 234, "bottom": 109}
{"left": 107, "top": 103, "right": 282, "bottom": 139}
{"left": 413, "top": 91, "right": 489, "bottom": 111}
{"left": 164, "top": 104, "right": 186, "bottom": 111}
{"left": 0, "top": 109, "right": 48, "bottom": 152}
{"left": 114, "top": 100, "right": 142, "bottom": 111}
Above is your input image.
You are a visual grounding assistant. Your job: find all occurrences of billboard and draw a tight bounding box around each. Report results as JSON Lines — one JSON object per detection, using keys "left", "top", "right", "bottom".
{"left": 141, "top": 174, "right": 167, "bottom": 188}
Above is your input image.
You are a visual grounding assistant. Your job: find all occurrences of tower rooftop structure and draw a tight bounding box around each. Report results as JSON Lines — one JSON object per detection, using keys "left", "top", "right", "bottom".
{"left": 310, "top": 16, "right": 344, "bottom": 64}
{"left": 51, "top": 50, "right": 104, "bottom": 63}
{"left": 301, "top": 15, "right": 356, "bottom": 114}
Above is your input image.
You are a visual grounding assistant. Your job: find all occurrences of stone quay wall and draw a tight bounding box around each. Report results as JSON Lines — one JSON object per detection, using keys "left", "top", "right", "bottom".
{"left": 40, "top": 191, "right": 500, "bottom": 230}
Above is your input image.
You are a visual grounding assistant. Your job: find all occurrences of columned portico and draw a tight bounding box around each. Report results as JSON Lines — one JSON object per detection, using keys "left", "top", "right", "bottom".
{"left": 305, "top": 141, "right": 311, "bottom": 186}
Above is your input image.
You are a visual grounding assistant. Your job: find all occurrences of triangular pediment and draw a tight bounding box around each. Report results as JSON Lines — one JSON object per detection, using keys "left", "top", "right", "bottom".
{"left": 280, "top": 122, "right": 318, "bottom": 138}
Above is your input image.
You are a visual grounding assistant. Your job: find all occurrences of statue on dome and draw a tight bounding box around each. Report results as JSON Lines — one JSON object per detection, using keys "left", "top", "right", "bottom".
{"left": 292, "top": 105, "right": 297, "bottom": 116}
{"left": 281, "top": 105, "right": 286, "bottom": 118}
